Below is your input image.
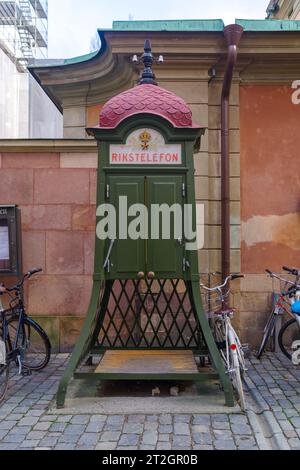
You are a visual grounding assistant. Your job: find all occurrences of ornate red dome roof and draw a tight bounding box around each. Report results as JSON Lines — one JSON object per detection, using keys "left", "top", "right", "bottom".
{"left": 99, "top": 84, "right": 196, "bottom": 129}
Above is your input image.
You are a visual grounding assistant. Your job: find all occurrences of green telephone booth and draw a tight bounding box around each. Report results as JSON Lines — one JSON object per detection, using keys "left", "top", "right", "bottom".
{"left": 56, "top": 41, "right": 234, "bottom": 408}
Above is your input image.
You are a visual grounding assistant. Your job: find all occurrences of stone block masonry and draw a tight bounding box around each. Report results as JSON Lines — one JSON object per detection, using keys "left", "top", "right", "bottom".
{"left": 0, "top": 143, "right": 97, "bottom": 351}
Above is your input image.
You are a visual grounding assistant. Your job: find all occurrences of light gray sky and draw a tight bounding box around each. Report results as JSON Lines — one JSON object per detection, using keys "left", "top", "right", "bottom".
{"left": 48, "top": 0, "right": 268, "bottom": 59}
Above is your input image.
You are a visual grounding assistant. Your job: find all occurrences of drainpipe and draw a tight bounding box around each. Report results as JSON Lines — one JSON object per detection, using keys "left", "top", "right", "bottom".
{"left": 221, "top": 24, "right": 243, "bottom": 282}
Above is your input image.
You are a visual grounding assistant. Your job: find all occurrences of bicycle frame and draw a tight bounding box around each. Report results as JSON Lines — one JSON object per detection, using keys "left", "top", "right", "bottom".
{"left": 201, "top": 274, "right": 246, "bottom": 409}
{"left": 213, "top": 312, "right": 246, "bottom": 375}
{"left": 226, "top": 320, "right": 246, "bottom": 371}
{"left": 0, "top": 296, "right": 26, "bottom": 372}
{"left": 275, "top": 295, "right": 293, "bottom": 316}
{"left": 272, "top": 281, "right": 300, "bottom": 328}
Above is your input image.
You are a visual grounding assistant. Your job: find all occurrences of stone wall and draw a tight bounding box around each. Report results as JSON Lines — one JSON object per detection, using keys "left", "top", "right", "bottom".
{"left": 0, "top": 144, "right": 97, "bottom": 351}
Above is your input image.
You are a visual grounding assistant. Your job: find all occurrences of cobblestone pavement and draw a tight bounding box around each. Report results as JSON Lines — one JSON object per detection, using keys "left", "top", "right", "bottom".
{"left": 0, "top": 353, "right": 300, "bottom": 450}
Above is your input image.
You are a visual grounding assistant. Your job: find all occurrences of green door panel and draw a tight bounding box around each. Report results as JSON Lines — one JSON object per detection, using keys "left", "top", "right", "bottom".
{"left": 147, "top": 176, "right": 184, "bottom": 278}
{"left": 108, "top": 176, "right": 145, "bottom": 278}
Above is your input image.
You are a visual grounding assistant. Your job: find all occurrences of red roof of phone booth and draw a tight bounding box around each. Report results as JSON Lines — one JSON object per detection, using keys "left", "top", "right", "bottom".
{"left": 99, "top": 84, "right": 200, "bottom": 129}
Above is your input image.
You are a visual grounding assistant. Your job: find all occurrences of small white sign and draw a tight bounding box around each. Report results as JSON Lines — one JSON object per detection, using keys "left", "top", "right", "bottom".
{"left": 110, "top": 128, "right": 182, "bottom": 165}
{"left": 0, "top": 226, "right": 9, "bottom": 261}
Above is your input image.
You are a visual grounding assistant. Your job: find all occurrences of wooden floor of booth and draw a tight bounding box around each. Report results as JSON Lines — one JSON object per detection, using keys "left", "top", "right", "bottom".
{"left": 95, "top": 350, "right": 198, "bottom": 375}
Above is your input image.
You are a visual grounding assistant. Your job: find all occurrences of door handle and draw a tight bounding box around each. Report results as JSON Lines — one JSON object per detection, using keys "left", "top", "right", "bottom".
{"left": 147, "top": 272, "right": 155, "bottom": 280}
{"left": 137, "top": 272, "right": 145, "bottom": 280}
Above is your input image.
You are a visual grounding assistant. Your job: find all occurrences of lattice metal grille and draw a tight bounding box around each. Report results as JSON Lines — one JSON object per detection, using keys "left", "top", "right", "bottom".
{"left": 97, "top": 279, "right": 204, "bottom": 349}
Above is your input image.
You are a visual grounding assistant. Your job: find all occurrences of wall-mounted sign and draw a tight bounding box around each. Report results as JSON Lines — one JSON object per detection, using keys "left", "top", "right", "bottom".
{"left": 0, "top": 206, "right": 22, "bottom": 277}
{"left": 110, "top": 128, "right": 182, "bottom": 165}
{"left": 0, "top": 223, "right": 10, "bottom": 271}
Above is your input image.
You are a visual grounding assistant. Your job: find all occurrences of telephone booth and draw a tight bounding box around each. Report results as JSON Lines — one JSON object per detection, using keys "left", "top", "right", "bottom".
{"left": 56, "top": 41, "right": 234, "bottom": 408}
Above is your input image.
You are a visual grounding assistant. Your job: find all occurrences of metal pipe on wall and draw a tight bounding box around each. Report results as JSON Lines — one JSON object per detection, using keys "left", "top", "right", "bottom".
{"left": 221, "top": 24, "right": 244, "bottom": 282}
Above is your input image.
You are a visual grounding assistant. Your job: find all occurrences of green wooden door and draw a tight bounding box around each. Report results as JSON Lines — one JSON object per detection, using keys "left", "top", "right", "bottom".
{"left": 107, "top": 175, "right": 184, "bottom": 279}
{"left": 147, "top": 176, "right": 184, "bottom": 278}
{"left": 108, "top": 176, "right": 145, "bottom": 278}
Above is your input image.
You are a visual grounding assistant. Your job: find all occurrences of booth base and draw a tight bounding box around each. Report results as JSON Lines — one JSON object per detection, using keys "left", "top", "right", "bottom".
{"left": 73, "top": 350, "right": 219, "bottom": 382}
{"left": 56, "top": 280, "right": 235, "bottom": 408}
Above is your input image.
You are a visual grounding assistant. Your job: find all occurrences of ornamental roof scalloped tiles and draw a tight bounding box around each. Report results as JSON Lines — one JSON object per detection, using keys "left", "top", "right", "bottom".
{"left": 99, "top": 84, "right": 195, "bottom": 128}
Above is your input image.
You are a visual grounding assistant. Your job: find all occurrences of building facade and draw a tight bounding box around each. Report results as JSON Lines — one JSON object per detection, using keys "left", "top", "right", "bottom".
{"left": 267, "top": 0, "right": 300, "bottom": 19}
{"left": 0, "top": 0, "right": 62, "bottom": 138}
{"left": 0, "top": 19, "right": 299, "bottom": 351}
{"left": 0, "top": 0, "right": 48, "bottom": 63}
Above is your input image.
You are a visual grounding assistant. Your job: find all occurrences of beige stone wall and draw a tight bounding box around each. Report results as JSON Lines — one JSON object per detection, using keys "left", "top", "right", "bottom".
{"left": 207, "top": 80, "right": 241, "bottom": 276}
{"left": 63, "top": 106, "right": 87, "bottom": 139}
{"left": 138, "top": 74, "right": 242, "bottom": 279}
{"left": 268, "top": 0, "right": 300, "bottom": 18}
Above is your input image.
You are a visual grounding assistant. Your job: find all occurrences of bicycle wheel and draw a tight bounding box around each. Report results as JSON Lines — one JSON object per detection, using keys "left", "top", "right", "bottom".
{"left": 7, "top": 317, "right": 51, "bottom": 371}
{"left": 278, "top": 318, "right": 300, "bottom": 360}
{"left": 231, "top": 354, "right": 246, "bottom": 411}
{"left": 256, "top": 311, "right": 277, "bottom": 359}
{"left": 0, "top": 363, "right": 10, "bottom": 404}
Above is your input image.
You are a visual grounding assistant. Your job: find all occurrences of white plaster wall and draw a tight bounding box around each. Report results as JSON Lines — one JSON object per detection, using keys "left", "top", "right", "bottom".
{"left": 0, "top": 46, "right": 63, "bottom": 139}
{"left": 0, "top": 47, "right": 29, "bottom": 138}
{"left": 29, "top": 74, "right": 63, "bottom": 138}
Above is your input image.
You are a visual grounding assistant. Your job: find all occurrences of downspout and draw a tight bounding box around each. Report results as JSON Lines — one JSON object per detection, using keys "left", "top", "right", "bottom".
{"left": 221, "top": 24, "right": 243, "bottom": 282}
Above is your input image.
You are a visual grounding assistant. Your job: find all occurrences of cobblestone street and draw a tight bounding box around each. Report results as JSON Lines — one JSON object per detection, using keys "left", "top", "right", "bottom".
{"left": 0, "top": 353, "right": 300, "bottom": 450}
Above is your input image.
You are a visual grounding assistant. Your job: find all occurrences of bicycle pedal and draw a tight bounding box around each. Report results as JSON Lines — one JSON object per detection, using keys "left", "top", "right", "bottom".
{"left": 21, "top": 368, "right": 32, "bottom": 377}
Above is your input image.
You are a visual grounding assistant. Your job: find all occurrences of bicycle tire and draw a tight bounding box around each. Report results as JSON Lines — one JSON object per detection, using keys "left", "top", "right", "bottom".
{"left": 228, "top": 327, "right": 246, "bottom": 411}
{"left": 256, "top": 312, "right": 277, "bottom": 359}
{"left": 6, "top": 317, "right": 51, "bottom": 371}
{"left": 278, "top": 318, "right": 300, "bottom": 360}
{"left": 0, "top": 363, "right": 10, "bottom": 405}
{"left": 231, "top": 355, "right": 246, "bottom": 411}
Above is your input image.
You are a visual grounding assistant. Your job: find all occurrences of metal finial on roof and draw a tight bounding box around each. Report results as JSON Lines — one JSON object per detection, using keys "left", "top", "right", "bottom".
{"left": 132, "top": 40, "right": 164, "bottom": 86}
{"left": 139, "top": 40, "right": 157, "bottom": 85}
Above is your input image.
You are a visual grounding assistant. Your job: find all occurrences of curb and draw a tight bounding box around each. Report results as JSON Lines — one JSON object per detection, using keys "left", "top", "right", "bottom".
{"left": 246, "top": 410, "right": 270, "bottom": 450}
{"left": 244, "top": 376, "right": 290, "bottom": 450}
{"left": 243, "top": 376, "right": 269, "bottom": 412}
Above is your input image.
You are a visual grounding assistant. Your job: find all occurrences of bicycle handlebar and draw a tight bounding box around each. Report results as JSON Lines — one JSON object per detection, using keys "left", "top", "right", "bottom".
{"left": 266, "top": 269, "right": 300, "bottom": 286}
{"left": 266, "top": 269, "right": 300, "bottom": 298}
{"left": 231, "top": 275, "right": 244, "bottom": 281}
{"left": 2, "top": 268, "right": 43, "bottom": 293}
{"left": 283, "top": 266, "right": 299, "bottom": 277}
{"left": 200, "top": 274, "right": 244, "bottom": 292}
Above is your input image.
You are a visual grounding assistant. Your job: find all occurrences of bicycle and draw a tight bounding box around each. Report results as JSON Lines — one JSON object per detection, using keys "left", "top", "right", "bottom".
{"left": 256, "top": 267, "right": 300, "bottom": 360}
{"left": 201, "top": 274, "right": 247, "bottom": 411}
{"left": 0, "top": 269, "right": 51, "bottom": 403}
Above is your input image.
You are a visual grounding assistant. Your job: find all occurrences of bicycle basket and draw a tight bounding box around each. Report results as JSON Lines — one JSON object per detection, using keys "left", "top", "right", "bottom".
{"left": 200, "top": 286, "right": 230, "bottom": 318}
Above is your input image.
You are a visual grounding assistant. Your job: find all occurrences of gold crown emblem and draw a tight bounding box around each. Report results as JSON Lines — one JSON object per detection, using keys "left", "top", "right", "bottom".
{"left": 139, "top": 130, "right": 151, "bottom": 144}
{"left": 139, "top": 130, "right": 152, "bottom": 150}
